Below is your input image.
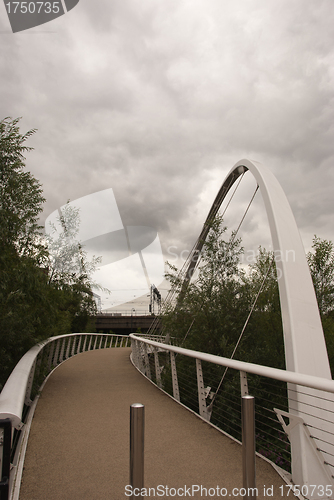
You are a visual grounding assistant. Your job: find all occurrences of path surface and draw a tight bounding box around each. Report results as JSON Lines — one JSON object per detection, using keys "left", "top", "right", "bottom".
{"left": 19, "top": 348, "right": 290, "bottom": 499}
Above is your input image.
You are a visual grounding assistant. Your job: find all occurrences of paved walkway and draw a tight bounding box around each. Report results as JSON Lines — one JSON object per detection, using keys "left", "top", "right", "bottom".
{"left": 19, "top": 348, "right": 289, "bottom": 499}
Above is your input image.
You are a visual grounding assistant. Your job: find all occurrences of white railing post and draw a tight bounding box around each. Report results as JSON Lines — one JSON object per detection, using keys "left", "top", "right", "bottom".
{"left": 170, "top": 352, "right": 180, "bottom": 402}
{"left": 131, "top": 338, "right": 137, "bottom": 364}
{"left": 82, "top": 335, "right": 88, "bottom": 352}
{"left": 196, "top": 359, "right": 211, "bottom": 421}
{"left": 76, "top": 335, "right": 82, "bottom": 354}
{"left": 153, "top": 347, "right": 162, "bottom": 389}
{"left": 59, "top": 338, "right": 66, "bottom": 363}
{"left": 92, "top": 335, "right": 98, "bottom": 350}
{"left": 137, "top": 342, "right": 145, "bottom": 374}
{"left": 143, "top": 344, "right": 151, "bottom": 379}
{"left": 132, "top": 339, "right": 141, "bottom": 369}
{"left": 53, "top": 339, "right": 61, "bottom": 366}
{"left": 47, "top": 341, "right": 55, "bottom": 370}
{"left": 71, "top": 336, "right": 77, "bottom": 356}
{"left": 24, "top": 359, "right": 37, "bottom": 406}
{"left": 65, "top": 337, "right": 72, "bottom": 359}
{"left": 240, "top": 371, "right": 249, "bottom": 397}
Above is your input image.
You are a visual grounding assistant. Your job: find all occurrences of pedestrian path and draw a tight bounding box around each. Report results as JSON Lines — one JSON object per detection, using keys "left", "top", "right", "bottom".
{"left": 19, "top": 348, "right": 290, "bottom": 499}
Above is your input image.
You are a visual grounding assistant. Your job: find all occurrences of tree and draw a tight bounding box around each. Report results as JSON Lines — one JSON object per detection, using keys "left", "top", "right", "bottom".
{"left": 161, "top": 219, "right": 288, "bottom": 465}
{"left": 307, "top": 236, "right": 334, "bottom": 376}
{"left": 163, "top": 216, "right": 248, "bottom": 356}
{"left": 0, "top": 246, "right": 59, "bottom": 386}
{"left": 0, "top": 118, "right": 99, "bottom": 389}
{"left": 44, "top": 201, "right": 104, "bottom": 331}
{"left": 307, "top": 236, "right": 334, "bottom": 316}
{"left": 0, "top": 117, "right": 45, "bottom": 258}
{"left": 242, "top": 247, "right": 284, "bottom": 369}
{"left": 0, "top": 117, "right": 50, "bottom": 386}
{"left": 45, "top": 201, "right": 101, "bottom": 289}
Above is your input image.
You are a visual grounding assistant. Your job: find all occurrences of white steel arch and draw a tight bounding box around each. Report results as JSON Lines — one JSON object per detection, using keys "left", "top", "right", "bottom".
{"left": 185, "top": 159, "right": 333, "bottom": 493}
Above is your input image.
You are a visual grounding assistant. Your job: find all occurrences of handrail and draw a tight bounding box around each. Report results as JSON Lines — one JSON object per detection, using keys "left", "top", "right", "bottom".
{"left": 130, "top": 334, "right": 334, "bottom": 491}
{"left": 98, "top": 311, "right": 151, "bottom": 316}
{"left": 0, "top": 333, "right": 130, "bottom": 429}
{"left": 130, "top": 334, "right": 334, "bottom": 394}
{"left": 0, "top": 332, "right": 131, "bottom": 500}
{"left": 0, "top": 343, "right": 46, "bottom": 428}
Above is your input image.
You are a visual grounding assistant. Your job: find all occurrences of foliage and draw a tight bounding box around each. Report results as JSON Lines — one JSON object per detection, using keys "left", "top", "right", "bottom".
{"left": 0, "top": 118, "right": 98, "bottom": 390}
{"left": 0, "top": 246, "right": 53, "bottom": 385}
{"left": 307, "top": 236, "right": 334, "bottom": 316}
{"left": 241, "top": 247, "right": 285, "bottom": 369}
{"left": 161, "top": 216, "right": 290, "bottom": 469}
{"left": 0, "top": 117, "right": 45, "bottom": 258}
{"left": 45, "top": 202, "right": 101, "bottom": 288}
{"left": 161, "top": 219, "right": 334, "bottom": 472}
{"left": 307, "top": 236, "right": 334, "bottom": 375}
{"left": 163, "top": 218, "right": 285, "bottom": 370}
{"left": 164, "top": 216, "right": 249, "bottom": 357}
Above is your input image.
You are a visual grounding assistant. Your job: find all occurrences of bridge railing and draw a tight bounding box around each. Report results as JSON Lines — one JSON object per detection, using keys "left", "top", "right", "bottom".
{"left": 0, "top": 332, "right": 129, "bottom": 500}
{"left": 130, "top": 334, "right": 334, "bottom": 494}
{"left": 97, "top": 310, "right": 151, "bottom": 316}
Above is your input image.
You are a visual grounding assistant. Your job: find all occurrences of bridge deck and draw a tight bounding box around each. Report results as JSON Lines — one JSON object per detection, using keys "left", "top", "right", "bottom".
{"left": 19, "top": 348, "right": 289, "bottom": 499}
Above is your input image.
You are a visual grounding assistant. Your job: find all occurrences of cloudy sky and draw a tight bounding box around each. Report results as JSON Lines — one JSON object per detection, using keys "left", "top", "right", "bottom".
{"left": 1, "top": 0, "right": 334, "bottom": 310}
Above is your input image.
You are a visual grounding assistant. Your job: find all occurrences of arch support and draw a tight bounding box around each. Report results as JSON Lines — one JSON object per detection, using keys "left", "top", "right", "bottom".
{"left": 188, "top": 158, "right": 330, "bottom": 379}
{"left": 185, "top": 159, "right": 333, "bottom": 491}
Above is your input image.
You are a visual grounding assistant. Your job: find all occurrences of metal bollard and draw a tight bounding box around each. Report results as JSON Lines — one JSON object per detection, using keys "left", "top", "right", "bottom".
{"left": 130, "top": 403, "right": 145, "bottom": 499}
{"left": 242, "top": 395, "right": 257, "bottom": 499}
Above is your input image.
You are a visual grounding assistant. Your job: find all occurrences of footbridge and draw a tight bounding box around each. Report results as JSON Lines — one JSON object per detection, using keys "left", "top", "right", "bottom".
{"left": 93, "top": 313, "right": 160, "bottom": 334}
{"left": 1, "top": 159, "right": 334, "bottom": 500}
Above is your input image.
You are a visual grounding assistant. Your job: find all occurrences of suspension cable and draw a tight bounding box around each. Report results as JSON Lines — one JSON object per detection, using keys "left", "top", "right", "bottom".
{"left": 147, "top": 171, "right": 246, "bottom": 336}
{"left": 220, "top": 172, "right": 245, "bottom": 220}
{"left": 208, "top": 256, "right": 274, "bottom": 410}
{"left": 177, "top": 181, "right": 259, "bottom": 345}
{"left": 232, "top": 184, "right": 259, "bottom": 244}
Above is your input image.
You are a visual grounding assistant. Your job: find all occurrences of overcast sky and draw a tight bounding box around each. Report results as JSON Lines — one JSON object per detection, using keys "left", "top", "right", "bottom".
{"left": 1, "top": 0, "right": 333, "bottom": 309}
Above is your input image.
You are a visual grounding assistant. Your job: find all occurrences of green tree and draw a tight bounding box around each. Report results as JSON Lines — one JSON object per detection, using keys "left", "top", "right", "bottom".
{"left": 307, "top": 236, "right": 334, "bottom": 375}
{"left": 307, "top": 236, "right": 334, "bottom": 316}
{"left": 242, "top": 247, "right": 284, "bottom": 369}
{"left": 0, "top": 246, "right": 59, "bottom": 386}
{"left": 0, "top": 117, "right": 45, "bottom": 258}
{"left": 162, "top": 221, "right": 288, "bottom": 467}
{"left": 163, "top": 216, "right": 248, "bottom": 356}
{"left": 0, "top": 117, "right": 49, "bottom": 386}
{"left": 0, "top": 118, "right": 98, "bottom": 388}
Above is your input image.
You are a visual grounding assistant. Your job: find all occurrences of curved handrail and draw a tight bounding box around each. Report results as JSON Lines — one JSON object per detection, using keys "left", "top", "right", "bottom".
{"left": 0, "top": 332, "right": 131, "bottom": 500}
{"left": 0, "top": 343, "right": 46, "bottom": 428}
{"left": 130, "top": 334, "right": 334, "bottom": 488}
{"left": 130, "top": 334, "right": 334, "bottom": 395}
{"left": 0, "top": 333, "right": 129, "bottom": 428}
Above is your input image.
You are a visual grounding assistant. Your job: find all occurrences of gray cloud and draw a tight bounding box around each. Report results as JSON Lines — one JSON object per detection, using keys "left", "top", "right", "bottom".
{"left": 1, "top": 0, "right": 333, "bottom": 286}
